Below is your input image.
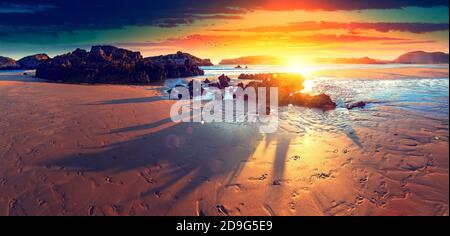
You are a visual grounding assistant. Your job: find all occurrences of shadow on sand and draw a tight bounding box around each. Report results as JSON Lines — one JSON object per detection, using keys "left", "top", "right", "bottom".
{"left": 36, "top": 105, "right": 363, "bottom": 215}
{"left": 38, "top": 118, "right": 271, "bottom": 213}
{"left": 88, "top": 96, "right": 165, "bottom": 105}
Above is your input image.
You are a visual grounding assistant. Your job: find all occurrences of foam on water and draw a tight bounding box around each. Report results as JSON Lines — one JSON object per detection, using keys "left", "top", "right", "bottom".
{"left": 164, "top": 64, "right": 450, "bottom": 136}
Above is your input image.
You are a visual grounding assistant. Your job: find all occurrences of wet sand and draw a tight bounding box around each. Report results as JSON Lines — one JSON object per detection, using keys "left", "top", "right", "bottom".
{"left": 0, "top": 70, "right": 448, "bottom": 216}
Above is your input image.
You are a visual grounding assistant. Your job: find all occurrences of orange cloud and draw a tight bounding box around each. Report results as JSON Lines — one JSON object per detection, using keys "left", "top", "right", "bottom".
{"left": 210, "top": 21, "right": 449, "bottom": 34}
{"left": 134, "top": 33, "right": 406, "bottom": 49}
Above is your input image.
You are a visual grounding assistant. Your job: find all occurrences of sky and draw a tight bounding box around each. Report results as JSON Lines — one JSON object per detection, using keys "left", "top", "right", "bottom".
{"left": 0, "top": 0, "right": 448, "bottom": 63}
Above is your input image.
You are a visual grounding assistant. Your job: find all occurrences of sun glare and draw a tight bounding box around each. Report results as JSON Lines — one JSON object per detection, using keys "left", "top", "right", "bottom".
{"left": 284, "top": 56, "right": 317, "bottom": 77}
{"left": 288, "top": 63, "right": 316, "bottom": 77}
{"left": 301, "top": 79, "right": 314, "bottom": 93}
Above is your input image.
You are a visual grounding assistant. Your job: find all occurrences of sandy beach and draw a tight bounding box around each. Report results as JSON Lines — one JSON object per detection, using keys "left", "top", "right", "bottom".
{"left": 0, "top": 67, "right": 448, "bottom": 216}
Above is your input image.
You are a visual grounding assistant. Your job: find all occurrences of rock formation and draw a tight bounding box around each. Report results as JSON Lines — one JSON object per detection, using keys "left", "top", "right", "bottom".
{"left": 209, "top": 74, "right": 231, "bottom": 89}
{"left": 286, "top": 93, "right": 336, "bottom": 110}
{"left": 239, "top": 73, "right": 336, "bottom": 110}
{"left": 146, "top": 51, "right": 213, "bottom": 66}
{"left": 346, "top": 101, "right": 366, "bottom": 109}
{"left": 36, "top": 46, "right": 205, "bottom": 83}
{"left": 17, "top": 54, "right": 51, "bottom": 69}
{"left": 167, "top": 73, "right": 336, "bottom": 109}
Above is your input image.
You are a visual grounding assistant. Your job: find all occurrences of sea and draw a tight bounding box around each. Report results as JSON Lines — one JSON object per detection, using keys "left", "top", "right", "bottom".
{"left": 1, "top": 64, "right": 448, "bottom": 136}
{"left": 165, "top": 63, "right": 449, "bottom": 136}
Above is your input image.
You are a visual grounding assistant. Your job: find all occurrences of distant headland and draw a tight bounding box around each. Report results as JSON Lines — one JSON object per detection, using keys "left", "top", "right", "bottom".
{"left": 219, "top": 55, "right": 283, "bottom": 65}
{"left": 219, "top": 51, "right": 449, "bottom": 65}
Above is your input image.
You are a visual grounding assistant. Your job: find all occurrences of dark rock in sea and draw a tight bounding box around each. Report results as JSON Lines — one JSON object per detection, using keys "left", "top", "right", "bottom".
{"left": 36, "top": 46, "right": 205, "bottom": 84}
{"left": 218, "top": 74, "right": 231, "bottom": 89}
{"left": 208, "top": 74, "right": 231, "bottom": 89}
{"left": 187, "top": 80, "right": 204, "bottom": 98}
{"left": 146, "top": 51, "right": 213, "bottom": 66}
{"left": 287, "top": 93, "right": 336, "bottom": 110}
{"left": 239, "top": 73, "right": 336, "bottom": 110}
{"left": 0, "top": 56, "right": 20, "bottom": 70}
{"left": 17, "top": 54, "right": 50, "bottom": 69}
{"left": 346, "top": 101, "right": 366, "bottom": 109}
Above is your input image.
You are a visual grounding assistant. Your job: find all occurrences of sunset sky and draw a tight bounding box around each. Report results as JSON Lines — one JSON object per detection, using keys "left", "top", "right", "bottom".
{"left": 0, "top": 0, "right": 448, "bottom": 63}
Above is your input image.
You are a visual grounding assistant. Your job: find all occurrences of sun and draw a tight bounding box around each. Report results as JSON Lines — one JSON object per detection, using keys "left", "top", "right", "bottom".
{"left": 283, "top": 56, "right": 316, "bottom": 77}
{"left": 287, "top": 63, "right": 316, "bottom": 77}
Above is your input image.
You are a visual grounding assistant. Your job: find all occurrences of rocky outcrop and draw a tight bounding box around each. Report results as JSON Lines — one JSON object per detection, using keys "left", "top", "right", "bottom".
{"left": 0, "top": 56, "right": 20, "bottom": 70}
{"left": 217, "top": 74, "right": 231, "bottom": 89}
{"left": 287, "top": 93, "right": 337, "bottom": 110}
{"left": 393, "top": 51, "right": 449, "bottom": 64}
{"left": 239, "top": 73, "right": 336, "bottom": 110}
{"left": 168, "top": 73, "right": 336, "bottom": 109}
{"left": 346, "top": 101, "right": 366, "bottom": 109}
{"left": 207, "top": 74, "right": 231, "bottom": 89}
{"left": 17, "top": 54, "right": 51, "bottom": 69}
{"left": 36, "top": 46, "right": 205, "bottom": 83}
{"left": 146, "top": 51, "right": 213, "bottom": 66}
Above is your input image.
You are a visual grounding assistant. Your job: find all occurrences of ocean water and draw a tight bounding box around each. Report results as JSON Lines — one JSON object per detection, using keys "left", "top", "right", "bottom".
{"left": 199, "top": 64, "right": 449, "bottom": 77}
{"left": 165, "top": 64, "right": 449, "bottom": 136}
{"left": 3, "top": 65, "right": 447, "bottom": 136}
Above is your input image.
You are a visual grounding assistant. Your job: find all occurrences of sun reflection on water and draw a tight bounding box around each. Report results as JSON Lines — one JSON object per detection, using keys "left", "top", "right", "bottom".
{"left": 301, "top": 80, "right": 315, "bottom": 94}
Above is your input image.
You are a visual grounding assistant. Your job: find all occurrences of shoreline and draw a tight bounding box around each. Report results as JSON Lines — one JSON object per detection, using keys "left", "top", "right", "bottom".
{"left": 0, "top": 70, "right": 448, "bottom": 216}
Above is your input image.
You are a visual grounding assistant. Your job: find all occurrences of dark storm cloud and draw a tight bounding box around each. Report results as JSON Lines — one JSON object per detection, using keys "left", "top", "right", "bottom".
{"left": 0, "top": 0, "right": 448, "bottom": 34}
{"left": 0, "top": 2, "right": 54, "bottom": 13}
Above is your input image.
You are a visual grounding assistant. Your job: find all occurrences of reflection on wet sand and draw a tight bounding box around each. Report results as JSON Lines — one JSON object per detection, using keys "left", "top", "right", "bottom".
{"left": 0, "top": 70, "right": 448, "bottom": 216}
